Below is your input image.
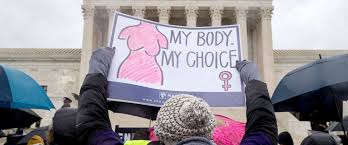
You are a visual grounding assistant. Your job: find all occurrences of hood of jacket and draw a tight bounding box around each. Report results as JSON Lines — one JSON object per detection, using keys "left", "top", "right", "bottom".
{"left": 300, "top": 132, "right": 337, "bottom": 145}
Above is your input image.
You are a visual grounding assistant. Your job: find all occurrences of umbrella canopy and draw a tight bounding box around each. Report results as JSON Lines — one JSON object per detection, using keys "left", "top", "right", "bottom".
{"left": 0, "top": 65, "right": 54, "bottom": 110}
{"left": 271, "top": 54, "right": 348, "bottom": 121}
{"left": 17, "top": 126, "right": 48, "bottom": 145}
{"left": 0, "top": 108, "right": 41, "bottom": 129}
{"left": 213, "top": 115, "right": 245, "bottom": 145}
{"left": 326, "top": 116, "right": 348, "bottom": 131}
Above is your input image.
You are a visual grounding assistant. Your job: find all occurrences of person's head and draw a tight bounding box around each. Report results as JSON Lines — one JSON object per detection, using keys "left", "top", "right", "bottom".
{"left": 61, "top": 97, "right": 72, "bottom": 108}
{"left": 27, "top": 135, "right": 44, "bottom": 145}
{"left": 63, "top": 97, "right": 72, "bottom": 104}
{"left": 212, "top": 115, "right": 245, "bottom": 145}
{"left": 310, "top": 121, "right": 328, "bottom": 132}
{"left": 48, "top": 108, "right": 77, "bottom": 145}
{"left": 155, "top": 94, "right": 216, "bottom": 145}
{"left": 278, "top": 131, "right": 294, "bottom": 145}
{"left": 300, "top": 132, "right": 338, "bottom": 145}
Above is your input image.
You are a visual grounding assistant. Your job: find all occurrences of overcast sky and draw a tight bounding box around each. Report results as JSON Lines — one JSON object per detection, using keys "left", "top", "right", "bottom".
{"left": 0, "top": 0, "right": 347, "bottom": 49}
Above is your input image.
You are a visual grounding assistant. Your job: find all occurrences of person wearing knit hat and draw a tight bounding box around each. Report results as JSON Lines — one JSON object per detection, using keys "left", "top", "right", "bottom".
{"left": 27, "top": 135, "right": 44, "bottom": 145}
{"left": 155, "top": 94, "right": 216, "bottom": 145}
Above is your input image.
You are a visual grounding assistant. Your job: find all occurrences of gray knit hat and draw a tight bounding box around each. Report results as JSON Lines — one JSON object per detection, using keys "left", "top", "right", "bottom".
{"left": 155, "top": 94, "right": 216, "bottom": 144}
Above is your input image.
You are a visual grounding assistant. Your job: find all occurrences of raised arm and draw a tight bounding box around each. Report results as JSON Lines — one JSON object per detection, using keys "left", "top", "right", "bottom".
{"left": 236, "top": 60, "right": 278, "bottom": 145}
{"left": 76, "top": 47, "right": 123, "bottom": 145}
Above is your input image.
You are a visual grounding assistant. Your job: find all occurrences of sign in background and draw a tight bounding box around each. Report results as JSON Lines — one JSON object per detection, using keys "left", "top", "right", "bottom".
{"left": 107, "top": 12, "right": 244, "bottom": 107}
{"left": 115, "top": 126, "right": 148, "bottom": 142}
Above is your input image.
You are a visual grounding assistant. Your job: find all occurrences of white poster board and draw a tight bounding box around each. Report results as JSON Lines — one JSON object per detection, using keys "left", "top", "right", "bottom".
{"left": 107, "top": 12, "right": 244, "bottom": 107}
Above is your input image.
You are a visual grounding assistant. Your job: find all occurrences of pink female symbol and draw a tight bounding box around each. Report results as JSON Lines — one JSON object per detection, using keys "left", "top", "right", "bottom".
{"left": 219, "top": 71, "right": 232, "bottom": 91}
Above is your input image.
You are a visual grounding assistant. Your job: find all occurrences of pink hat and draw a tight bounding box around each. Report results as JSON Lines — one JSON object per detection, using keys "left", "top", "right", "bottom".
{"left": 213, "top": 115, "right": 246, "bottom": 145}
{"left": 149, "top": 127, "right": 159, "bottom": 141}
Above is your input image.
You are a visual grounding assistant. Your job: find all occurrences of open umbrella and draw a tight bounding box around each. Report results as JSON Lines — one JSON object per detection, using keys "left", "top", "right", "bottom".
{"left": 271, "top": 54, "right": 348, "bottom": 121}
{"left": 0, "top": 65, "right": 54, "bottom": 110}
{"left": 0, "top": 108, "right": 41, "bottom": 129}
{"left": 17, "top": 126, "right": 48, "bottom": 145}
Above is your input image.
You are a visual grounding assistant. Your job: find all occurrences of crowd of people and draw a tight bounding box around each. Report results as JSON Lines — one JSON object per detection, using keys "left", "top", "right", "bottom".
{"left": 4, "top": 47, "right": 343, "bottom": 145}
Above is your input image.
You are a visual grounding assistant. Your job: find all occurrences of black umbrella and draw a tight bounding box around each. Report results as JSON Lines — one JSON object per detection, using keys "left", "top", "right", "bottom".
{"left": 326, "top": 116, "right": 348, "bottom": 132}
{"left": 16, "top": 126, "right": 48, "bottom": 145}
{"left": 0, "top": 108, "right": 41, "bottom": 129}
{"left": 271, "top": 54, "right": 348, "bottom": 121}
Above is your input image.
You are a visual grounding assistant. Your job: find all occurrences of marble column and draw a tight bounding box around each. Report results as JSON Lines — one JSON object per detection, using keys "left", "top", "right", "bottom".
{"left": 158, "top": 6, "right": 170, "bottom": 24}
{"left": 133, "top": 6, "right": 145, "bottom": 18}
{"left": 235, "top": 7, "right": 249, "bottom": 60}
{"left": 185, "top": 6, "right": 198, "bottom": 27}
{"left": 107, "top": 6, "right": 120, "bottom": 46}
{"left": 259, "top": 7, "right": 275, "bottom": 93}
{"left": 255, "top": 18, "right": 263, "bottom": 72}
{"left": 210, "top": 6, "right": 223, "bottom": 26}
{"left": 251, "top": 26, "right": 258, "bottom": 64}
{"left": 79, "top": 5, "right": 95, "bottom": 86}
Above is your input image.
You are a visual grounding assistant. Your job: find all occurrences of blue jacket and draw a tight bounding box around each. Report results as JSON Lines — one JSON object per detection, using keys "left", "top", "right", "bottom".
{"left": 77, "top": 74, "right": 277, "bottom": 145}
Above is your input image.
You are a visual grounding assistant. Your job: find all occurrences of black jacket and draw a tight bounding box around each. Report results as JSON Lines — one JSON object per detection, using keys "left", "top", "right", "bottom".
{"left": 242, "top": 80, "right": 278, "bottom": 145}
{"left": 76, "top": 74, "right": 113, "bottom": 144}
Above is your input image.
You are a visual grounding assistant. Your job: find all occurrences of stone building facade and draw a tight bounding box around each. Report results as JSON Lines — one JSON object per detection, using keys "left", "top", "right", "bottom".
{"left": 0, "top": 0, "right": 348, "bottom": 144}
{"left": 79, "top": 0, "right": 276, "bottom": 93}
{"left": 76, "top": 0, "right": 348, "bottom": 143}
{"left": 0, "top": 48, "right": 81, "bottom": 126}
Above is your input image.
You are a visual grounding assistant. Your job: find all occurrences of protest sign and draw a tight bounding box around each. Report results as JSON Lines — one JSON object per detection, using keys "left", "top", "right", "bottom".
{"left": 115, "top": 127, "right": 148, "bottom": 142}
{"left": 107, "top": 12, "right": 244, "bottom": 107}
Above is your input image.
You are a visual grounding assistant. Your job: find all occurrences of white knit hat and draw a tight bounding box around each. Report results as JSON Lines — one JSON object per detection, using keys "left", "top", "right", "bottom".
{"left": 155, "top": 94, "right": 216, "bottom": 144}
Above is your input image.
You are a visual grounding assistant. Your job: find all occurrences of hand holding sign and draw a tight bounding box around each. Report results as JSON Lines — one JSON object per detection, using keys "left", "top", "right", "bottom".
{"left": 89, "top": 47, "right": 115, "bottom": 77}
{"left": 236, "top": 60, "right": 260, "bottom": 84}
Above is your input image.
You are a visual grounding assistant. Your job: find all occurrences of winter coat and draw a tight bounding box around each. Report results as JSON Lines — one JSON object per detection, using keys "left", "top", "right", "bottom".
{"left": 300, "top": 132, "right": 338, "bottom": 145}
{"left": 76, "top": 73, "right": 123, "bottom": 145}
{"left": 240, "top": 80, "right": 278, "bottom": 145}
{"left": 77, "top": 74, "right": 277, "bottom": 145}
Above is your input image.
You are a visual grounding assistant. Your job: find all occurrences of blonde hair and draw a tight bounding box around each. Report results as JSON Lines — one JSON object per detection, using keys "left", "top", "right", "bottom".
{"left": 27, "top": 135, "right": 44, "bottom": 145}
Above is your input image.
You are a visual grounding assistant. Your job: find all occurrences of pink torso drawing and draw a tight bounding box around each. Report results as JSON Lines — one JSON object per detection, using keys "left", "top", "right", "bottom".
{"left": 117, "top": 22, "right": 168, "bottom": 85}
